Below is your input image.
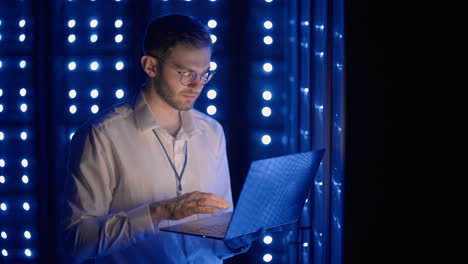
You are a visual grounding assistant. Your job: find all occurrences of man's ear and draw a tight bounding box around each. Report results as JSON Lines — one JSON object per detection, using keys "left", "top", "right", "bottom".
{"left": 141, "top": 55, "right": 158, "bottom": 78}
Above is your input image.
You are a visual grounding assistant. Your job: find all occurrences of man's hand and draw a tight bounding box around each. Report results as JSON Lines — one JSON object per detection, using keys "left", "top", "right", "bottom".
{"left": 149, "top": 191, "right": 231, "bottom": 222}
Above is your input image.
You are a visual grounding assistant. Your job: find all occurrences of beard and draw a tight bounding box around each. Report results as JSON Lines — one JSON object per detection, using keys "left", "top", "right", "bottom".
{"left": 152, "top": 77, "right": 197, "bottom": 111}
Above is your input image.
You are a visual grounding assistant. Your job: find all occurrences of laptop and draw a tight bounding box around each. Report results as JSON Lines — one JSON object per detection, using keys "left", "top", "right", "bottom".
{"left": 160, "top": 149, "right": 325, "bottom": 240}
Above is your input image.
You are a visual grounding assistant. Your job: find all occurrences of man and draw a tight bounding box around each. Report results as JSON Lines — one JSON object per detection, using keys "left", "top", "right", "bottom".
{"left": 62, "top": 14, "right": 251, "bottom": 263}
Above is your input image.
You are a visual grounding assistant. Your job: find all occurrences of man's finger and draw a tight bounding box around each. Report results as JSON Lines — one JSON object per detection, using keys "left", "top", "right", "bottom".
{"left": 197, "top": 198, "right": 230, "bottom": 210}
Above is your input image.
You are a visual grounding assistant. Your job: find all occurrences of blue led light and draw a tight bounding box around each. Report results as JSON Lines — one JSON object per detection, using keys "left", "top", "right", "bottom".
{"left": 90, "top": 34, "right": 98, "bottom": 43}
{"left": 90, "top": 89, "right": 99, "bottom": 98}
{"left": 115, "top": 34, "right": 123, "bottom": 43}
{"left": 68, "top": 34, "right": 76, "bottom": 43}
{"left": 207, "top": 105, "right": 217, "bottom": 115}
{"left": 20, "top": 131, "right": 28, "bottom": 140}
{"left": 69, "top": 105, "right": 77, "bottom": 114}
{"left": 19, "top": 19, "right": 26, "bottom": 28}
{"left": 90, "top": 19, "right": 98, "bottom": 28}
{"left": 261, "top": 135, "right": 272, "bottom": 145}
{"left": 68, "top": 61, "right": 77, "bottom": 71}
{"left": 24, "top": 248, "right": 32, "bottom": 257}
{"left": 89, "top": 61, "right": 100, "bottom": 71}
{"left": 20, "top": 88, "right": 27, "bottom": 96}
{"left": 0, "top": 159, "right": 4, "bottom": 167}
{"left": 263, "top": 63, "right": 273, "bottom": 72}
{"left": 19, "top": 60, "right": 27, "bottom": 68}
{"left": 0, "top": 203, "right": 7, "bottom": 211}
{"left": 69, "top": 89, "right": 77, "bottom": 98}
{"left": 20, "top": 103, "right": 28, "bottom": 112}
{"left": 115, "top": 89, "right": 124, "bottom": 99}
{"left": 210, "top": 62, "right": 217, "bottom": 71}
{"left": 210, "top": 34, "right": 217, "bottom": 44}
{"left": 207, "top": 89, "right": 217, "bottom": 99}
{"left": 262, "top": 91, "right": 272, "bottom": 101}
{"left": 114, "top": 19, "right": 123, "bottom": 28}
{"left": 23, "top": 202, "right": 30, "bottom": 211}
{"left": 261, "top": 107, "right": 272, "bottom": 117}
{"left": 21, "top": 159, "right": 29, "bottom": 168}
{"left": 1, "top": 249, "right": 7, "bottom": 257}
{"left": 69, "top": 132, "right": 75, "bottom": 141}
{"left": 91, "top": 105, "right": 99, "bottom": 114}
{"left": 263, "top": 36, "right": 273, "bottom": 45}
{"left": 0, "top": 104, "right": 3, "bottom": 112}
{"left": 22, "top": 175, "right": 29, "bottom": 184}
{"left": 264, "top": 21, "right": 273, "bottom": 29}
{"left": 0, "top": 176, "right": 4, "bottom": 184}
{"left": 24, "top": 231, "right": 31, "bottom": 239}
{"left": 0, "top": 131, "right": 4, "bottom": 140}
{"left": 263, "top": 253, "right": 273, "bottom": 262}
{"left": 19, "top": 34, "right": 26, "bottom": 42}
{"left": 68, "top": 19, "right": 76, "bottom": 28}
{"left": 0, "top": 61, "right": 3, "bottom": 69}
{"left": 115, "top": 61, "right": 124, "bottom": 71}
{"left": 0, "top": 231, "right": 6, "bottom": 239}
{"left": 207, "top": 19, "right": 217, "bottom": 29}
{"left": 263, "top": 235, "right": 273, "bottom": 244}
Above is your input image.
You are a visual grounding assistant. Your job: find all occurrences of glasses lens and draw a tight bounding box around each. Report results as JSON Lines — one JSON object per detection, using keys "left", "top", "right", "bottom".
{"left": 203, "top": 71, "right": 215, "bottom": 84}
{"left": 181, "top": 72, "right": 197, "bottom": 85}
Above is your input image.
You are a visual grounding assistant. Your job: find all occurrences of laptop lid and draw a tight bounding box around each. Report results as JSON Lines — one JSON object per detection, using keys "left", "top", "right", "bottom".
{"left": 225, "top": 149, "right": 325, "bottom": 239}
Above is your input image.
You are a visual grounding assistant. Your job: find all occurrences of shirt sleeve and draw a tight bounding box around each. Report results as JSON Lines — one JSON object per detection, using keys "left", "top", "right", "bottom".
{"left": 61, "top": 125, "right": 155, "bottom": 263}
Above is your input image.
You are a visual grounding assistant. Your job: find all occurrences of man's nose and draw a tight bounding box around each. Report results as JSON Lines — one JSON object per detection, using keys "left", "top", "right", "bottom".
{"left": 188, "top": 78, "right": 204, "bottom": 91}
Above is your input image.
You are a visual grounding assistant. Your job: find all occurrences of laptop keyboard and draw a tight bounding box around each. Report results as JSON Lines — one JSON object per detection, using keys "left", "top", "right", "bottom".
{"left": 189, "top": 223, "right": 228, "bottom": 236}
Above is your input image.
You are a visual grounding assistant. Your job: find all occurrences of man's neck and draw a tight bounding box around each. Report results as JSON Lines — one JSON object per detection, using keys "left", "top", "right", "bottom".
{"left": 142, "top": 85, "right": 181, "bottom": 137}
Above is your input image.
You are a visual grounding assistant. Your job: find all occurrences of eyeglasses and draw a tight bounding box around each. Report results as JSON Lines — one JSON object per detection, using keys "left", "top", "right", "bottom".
{"left": 149, "top": 54, "right": 216, "bottom": 86}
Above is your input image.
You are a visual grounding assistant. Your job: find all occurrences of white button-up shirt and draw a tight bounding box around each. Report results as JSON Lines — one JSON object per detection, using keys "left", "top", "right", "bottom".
{"left": 62, "top": 90, "right": 239, "bottom": 263}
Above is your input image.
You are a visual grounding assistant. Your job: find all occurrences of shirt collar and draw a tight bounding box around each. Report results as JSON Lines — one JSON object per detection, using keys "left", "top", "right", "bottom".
{"left": 133, "top": 90, "right": 204, "bottom": 139}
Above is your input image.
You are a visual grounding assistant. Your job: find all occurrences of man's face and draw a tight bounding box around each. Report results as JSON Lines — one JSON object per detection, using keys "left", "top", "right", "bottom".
{"left": 152, "top": 44, "right": 212, "bottom": 111}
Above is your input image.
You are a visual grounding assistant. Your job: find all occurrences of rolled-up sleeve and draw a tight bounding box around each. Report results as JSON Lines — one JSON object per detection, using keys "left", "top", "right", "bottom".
{"left": 62, "top": 125, "right": 155, "bottom": 263}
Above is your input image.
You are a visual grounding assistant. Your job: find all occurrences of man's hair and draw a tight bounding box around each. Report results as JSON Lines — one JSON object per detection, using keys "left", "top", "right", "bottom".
{"left": 143, "top": 14, "right": 212, "bottom": 60}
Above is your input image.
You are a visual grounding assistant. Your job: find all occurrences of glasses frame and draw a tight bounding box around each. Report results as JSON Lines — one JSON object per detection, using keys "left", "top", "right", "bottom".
{"left": 148, "top": 53, "right": 216, "bottom": 86}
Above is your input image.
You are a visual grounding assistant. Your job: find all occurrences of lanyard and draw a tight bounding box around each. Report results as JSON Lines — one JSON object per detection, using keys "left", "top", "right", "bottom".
{"left": 152, "top": 129, "right": 188, "bottom": 197}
